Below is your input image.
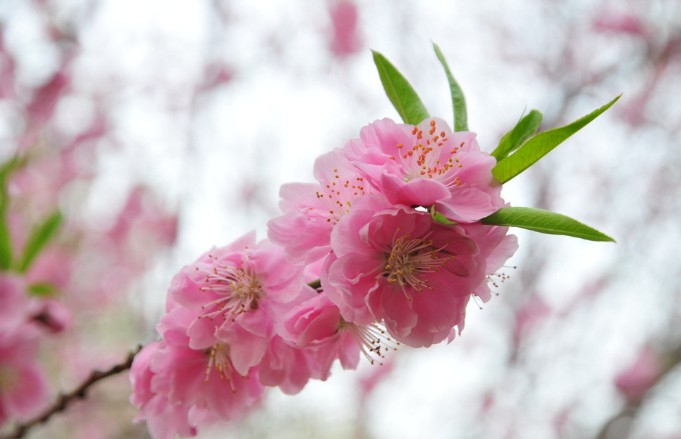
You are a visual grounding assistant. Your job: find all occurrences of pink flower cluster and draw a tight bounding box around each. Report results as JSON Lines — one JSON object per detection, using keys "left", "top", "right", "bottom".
{"left": 131, "top": 117, "right": 517, "bottom": 438}
{"left": 0, "top": 274, "right": 65, "bottom": 426}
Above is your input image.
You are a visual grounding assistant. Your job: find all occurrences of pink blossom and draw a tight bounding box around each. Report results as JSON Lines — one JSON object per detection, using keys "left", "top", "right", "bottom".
{"left": 25, "top": 70, "right": 70, "bottom": 124}
{"left": 593, "top": 12, "right": 648, "bottom": 37}
{"left": 512, "top": 297, "right": 551, "bottom": 347}
{"left": 323, "top": 201, "right": 483, "bottom": 347}
{"left": 133, "top": 306, "right": 265, "bottom": 436}
{"left": 256, "top": 335, "right": 316, "bottom": 394}
{"left": 130, "top": 342, "right": 198, "bottom": 439}
{"left": 169, "top": 232, "right": 307, "bottom": 376}
{"left": 614, "top": 345, "right": 663, "bottom": 402}
{"left": 328, "top": 0, "right": 362, "bottom": 57}
{"left": 0, "top": 332, "right": 50, "bottom": 427}
{"left": 343, "top": 118, "right": 504, "bottom": 223}
{"left": 281, "top": 294, "right": 366, "bottom": 378}
{"left": 154, "top": 307, "right": 264, "bottom": 421}
{"left": 268, "top": 149, "right": 375, "bottom": 263}
{"left": 459, "top": 222, "right": 518, "bottom": 302}
{"left": 0, "top": 274, "right": 32, "bottom": 334}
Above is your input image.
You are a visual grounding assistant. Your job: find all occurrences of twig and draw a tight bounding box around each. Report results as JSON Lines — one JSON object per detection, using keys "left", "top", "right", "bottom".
{"left": 1, "top": 345, "right": 143, "bottom": 439}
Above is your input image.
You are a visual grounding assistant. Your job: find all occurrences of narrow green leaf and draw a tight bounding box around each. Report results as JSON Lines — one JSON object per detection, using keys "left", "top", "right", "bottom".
{"left": 17, "top": 210, "right": 64, "bottom": 273}
{"left": 492, "top": 95, "right": 621, "bottom": 183}
{"left": 491, "top": 110, "right": 543, "bottom": 161}
{"left": 432, "top": 43, "right": 468, "bottom": 131}
{"left": 481, "top": 207, "right": 615, "bottom": 242}
{"left": 372, "top": 50, "right": 430, "bottom": 125}
{"left": 430, "top": 206, "right": 457, "bottom": 225}
{"left": 0, "top": 212, "right": 10, "bottom": 270}
{"left": 0, "top": 156, "right": 24, "bottom": 270}
{"left": 28, "top": 282, "right": 59, "bottom": 298}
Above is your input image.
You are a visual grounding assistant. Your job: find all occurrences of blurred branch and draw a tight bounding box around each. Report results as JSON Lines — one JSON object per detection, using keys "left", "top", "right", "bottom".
{"left": 1, "top": 345, "right": 142, "bottom": 439}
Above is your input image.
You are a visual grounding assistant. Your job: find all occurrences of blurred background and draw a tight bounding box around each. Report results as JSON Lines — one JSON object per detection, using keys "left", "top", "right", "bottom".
{"left": 1, "top": 0, "right": 680, "bottom": 438}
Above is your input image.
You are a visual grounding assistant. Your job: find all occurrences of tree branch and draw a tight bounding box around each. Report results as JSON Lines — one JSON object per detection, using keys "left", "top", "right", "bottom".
{"left": 1, "top": 345, "right": 142, "bottom": 439}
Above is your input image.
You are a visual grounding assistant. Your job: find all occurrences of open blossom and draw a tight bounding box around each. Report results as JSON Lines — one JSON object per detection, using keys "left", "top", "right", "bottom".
{"left": 281, "top": 293, "right": 397, "bottom": 379}
{"left": 130, "top": 342, "right": 198, "bottom": 439}
{"left": 323, "top": 200, "right": 479, "bottom": 347}
{"left": 343, "top": 117, "right": 504, "bottom": 222}
{"left": 169, "top": 232, "right": 307, "bottom": 376}
{"left": 131, "top": 305, "right": 265, "bottom": 438}
{"left": 459, "top": 222, "right": 519, "bottom": 302}
{"left": 322, "top": 196, "right": 516, "bottom": 347}
{"left": 268, "top": 149, "right": 375, "bottom": 263}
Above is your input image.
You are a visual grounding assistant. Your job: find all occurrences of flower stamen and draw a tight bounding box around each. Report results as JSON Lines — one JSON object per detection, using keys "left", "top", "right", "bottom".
{"left": 205, "top": 343, "right": 237, "bottom": 392}
{"left": 340, "top": 320, "right": 399, "bottom": 366}
{"left": 196, "top": 255, "right": 263, "bottom": 321}
{"left": 383, "top": 234, "right": 450, "bottom": 292}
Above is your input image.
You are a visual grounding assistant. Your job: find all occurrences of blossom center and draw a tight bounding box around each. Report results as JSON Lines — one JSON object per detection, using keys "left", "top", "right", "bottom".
{"left": 315, "top": 168, "right": 367, "bottom": 225}
{"left": 383, "top": 234, "right": 448, "bottom": 292}
{"left": 205, "top": 343, "right": 236, "bottom": 390}
{"left": 198, "top": 256, "right": 263, "bottom": 320}
{"left": 394, "top": 119, "right": 464, "bottom": 186}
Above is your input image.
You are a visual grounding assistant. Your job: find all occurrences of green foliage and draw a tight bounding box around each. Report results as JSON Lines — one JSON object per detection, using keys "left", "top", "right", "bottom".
{"left": 429, "top": 206, "right": 457, "bottom": 225}
{"left": 0, "top": 156, "right": 26, "bottom": 270}
{"left": 28, "top": 282, "right": 59, "bottom": 297}
{"left": 491, "top": 110, "right": 543, "bottom": 161}
{"left": 16, "top": 210, "right": 64, "bottom": 273}
{"left": 482, "top": 207, "right": 615, "bottom": 242}
{"left": 372, "top": 50, "right": 430, "bottom": 125}
{"left": 492, "top": 95, "right": 621, "bottom": 183}
{"left": 432, "top": 43, "right": 468, "bottom": 132}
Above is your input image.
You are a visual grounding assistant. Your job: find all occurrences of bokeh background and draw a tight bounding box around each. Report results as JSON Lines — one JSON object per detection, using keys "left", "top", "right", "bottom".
{"left": 1, "top": 0, "right": 680, "bottom": 438}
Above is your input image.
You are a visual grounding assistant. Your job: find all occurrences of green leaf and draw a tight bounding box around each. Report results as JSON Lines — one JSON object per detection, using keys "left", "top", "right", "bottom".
{"left": 430, "top": 206, "right": 457, "bottom": 225}
{"left": 0, "top": 224, "right": 10, "bottom": 269}
{"left": 28, "top": 282, "right": 59, "bottom": 297}
{"left": 16, "top": 210, "right": 64, "bottom": 273}
{"left": 491, "top": 110, "right": 543, "bottom": 161}
{"left": 0, "top": 156, "right": 25, "bottom": 270}
{"left": 432, "top": 43, "right": 468, "bottom": 131}
{"left": 492, "top": 95, "right": 621, "bottom": 183}
{"left": 481, "top": 207, "right": 615, "bottom": 242}
{"left": 372, "top": 50, "right": 430, "bottom": 125}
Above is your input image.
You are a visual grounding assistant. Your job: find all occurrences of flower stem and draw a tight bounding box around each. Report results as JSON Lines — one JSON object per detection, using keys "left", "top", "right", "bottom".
{"left": 0, "top": 345, "right": 142, "bottom": 439}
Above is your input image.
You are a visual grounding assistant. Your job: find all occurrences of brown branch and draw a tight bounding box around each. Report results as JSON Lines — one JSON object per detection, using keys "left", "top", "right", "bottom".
{"left": 1, "top": 345, "right": 143, "bottom": 439}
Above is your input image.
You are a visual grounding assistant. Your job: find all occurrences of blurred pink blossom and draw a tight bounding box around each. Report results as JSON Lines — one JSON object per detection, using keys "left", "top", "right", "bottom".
{"left": 0, "top": 331, "right": 50, "bottom": 427}
{"left": 593, "top": 12, "right": 648, "bottom": 37}
{"left": 614, "top": 345, "right": 663, "bottom": 402}
{"left": 358, "top": 355, "right": 395, "bottom": 402}
{"left": 512, "top": 297, "right": 551, "bottom": 347}
{"left": 0, "top": 275, "right": 50, "bottom": 427}
{"left": 0, "top": 274, "right": 32, "bottom": 334}
{"left": 328, "top": 0, "right": 362, "bottom": 57}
